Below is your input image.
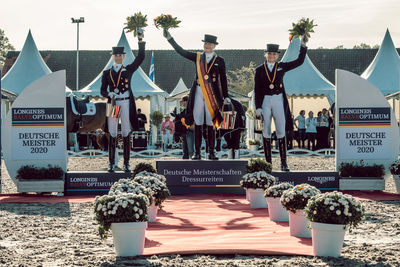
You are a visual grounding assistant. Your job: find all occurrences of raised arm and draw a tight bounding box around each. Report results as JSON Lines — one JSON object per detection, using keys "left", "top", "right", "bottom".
{"left": 125, "top": 41, "right": 146, "bottom": 73}
{"left": 167, "top": 38, "right": 197, "bottom": 62}
{"left": 279, "top": 44, "right": 307, "bottom": 72}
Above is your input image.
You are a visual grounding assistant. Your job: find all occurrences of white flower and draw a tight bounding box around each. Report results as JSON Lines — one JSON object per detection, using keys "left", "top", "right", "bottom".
{"left": 135, "top": 213, "right": 139, "bottom": 219}
{"left": 336, "top": 210, "right": 341, "bottom": 215}
{"left": 97, "top": 204, "right": 103, "bottom": 211}
{"left": 139, "top": 209, "right": 143, "bottom": 215}
{"left": 313, "top": 211, "right": 317, "bottom": 214}
{"left": 330, "top": 206, "right": 334, "bottom": 211}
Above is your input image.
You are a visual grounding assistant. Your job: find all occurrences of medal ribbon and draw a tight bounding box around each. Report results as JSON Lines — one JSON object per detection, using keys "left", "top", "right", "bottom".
{"left": 204, "top": 53, "right": 218, "bottom": 77}
{"left": 263, "top": 62, "right": 277, "bottom": 85}
{"left": 109, "top": 65, "right": 124, "bottom": 88}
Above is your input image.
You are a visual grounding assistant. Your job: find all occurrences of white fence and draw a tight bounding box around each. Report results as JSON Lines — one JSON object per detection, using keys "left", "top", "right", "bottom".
{"left": 67, "top": 148, "right": 336, "bottom": 159}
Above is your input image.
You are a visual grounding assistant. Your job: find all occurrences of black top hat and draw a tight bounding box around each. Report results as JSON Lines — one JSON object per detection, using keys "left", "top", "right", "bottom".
{"left": 111, "top": 46, "right": 126, "bottom": 55}
{"left": 202, "top": 34, "right": 219, "bottom": 45}
{"left": 265, "top": 44, "right": 280, "bottom": 53}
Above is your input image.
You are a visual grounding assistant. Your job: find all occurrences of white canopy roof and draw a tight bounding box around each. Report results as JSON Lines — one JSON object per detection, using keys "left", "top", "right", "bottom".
{"left": 1, "top": 30, "right": 52, "bottom": 95}
{"left": 168, "top": 78, "right": 189, "bottom": 98}
{"left": 361, "top": 29, "right": 400, "bottom": 96}
{"left": 281, "top": 38, "right": 335, "bottom": 104}
{"left": 79, "top": 31, "right": 167, "bottom": 99}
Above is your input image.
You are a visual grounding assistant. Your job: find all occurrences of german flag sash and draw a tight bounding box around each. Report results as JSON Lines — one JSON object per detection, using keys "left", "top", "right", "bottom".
{"left": 196, "top": 52, "right": 222, "bottom": 128}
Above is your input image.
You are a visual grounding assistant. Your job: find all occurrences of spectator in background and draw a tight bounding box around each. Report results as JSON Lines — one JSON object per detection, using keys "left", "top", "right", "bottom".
{"left": 180, "top": 95, "right": 194, "bottom": 159}
{"left": 306, "top": 111, "right": 317, "bottom": 150}
{"left": 316, "top": 111, "right": 323, "bottom": 149}
{"left": 161, "top": 114, "right": 175, "bottom": 151}
{"left": 137, "top": 108, "right": 147, "bottom": 131}
{"left": 294, "top": 110, "right": 306, "bottom": 148}
{"left": 320, "top": 108, "right": 330, "bottom": 148}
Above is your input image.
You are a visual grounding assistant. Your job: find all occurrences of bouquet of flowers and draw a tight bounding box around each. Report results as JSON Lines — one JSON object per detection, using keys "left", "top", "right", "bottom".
{"left": 288, "top": 17, "right": 317, "bottom": 43}
{"left": 240, "top": 171, "right": 275, "bottom": 189}
{"left": 264, "top": 182, "right": 294, "bottom": 198}
{"left": 108, "top": 179, "right": 152, "bottom": 202}
{"left": 93, "top": 193, "right": 149, "bottom": 239}
{"left": 153, "top": 14, "right": 181, "bottom": 30}
{"left": 133, "top": 176, "right": 171, "bottom": 206}
{"left": 389, "top": 160, "right": 400, "bottom": 175}
{"left": 305, "top": 191, "right": 365, "bottom": 230}
{"left": 281, "top": 183, "right": 320, "bottom": 213}
{"left": 124, "top": 12, "right": 148, "bottom": 37}
{"left": 135, "top": 170, "right": 167, "bottom": 184}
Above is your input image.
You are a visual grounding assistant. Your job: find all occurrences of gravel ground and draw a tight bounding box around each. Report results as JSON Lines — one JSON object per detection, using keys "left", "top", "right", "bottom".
{"left": 1, "top": 156, "right": 399, "bottom": 266}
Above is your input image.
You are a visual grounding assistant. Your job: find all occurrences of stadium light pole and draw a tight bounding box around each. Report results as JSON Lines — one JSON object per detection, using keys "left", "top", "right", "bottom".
{"left": 71, "top": 17, "right": 84, "bottom": 91}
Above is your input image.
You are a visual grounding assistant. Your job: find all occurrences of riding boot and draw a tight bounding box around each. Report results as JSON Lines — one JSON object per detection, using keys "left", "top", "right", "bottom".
{"left": 207, "top": 126, "right": 218, "bottom": 160}
{"left": 263, "top": 138, "right": 272, "bottom": 164}
{"left": 123, "top": 136, "right": 131, "bottom": 172}
{"left": 191, "top": 125, "right": 202, "bottom": 160}
{"left": 278, "top": 137, "right": 290, "bottom": 172}
{"left": 108, "top": 136, "right": 116, "bottom": 172}
{"left": 231, "top": 148, "right": 235, "bottom": 159}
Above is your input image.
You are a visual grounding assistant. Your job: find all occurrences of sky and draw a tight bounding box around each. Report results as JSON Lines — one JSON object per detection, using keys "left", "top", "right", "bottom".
{"left": 1, "top": 0, "right": 399, "bottom": 51}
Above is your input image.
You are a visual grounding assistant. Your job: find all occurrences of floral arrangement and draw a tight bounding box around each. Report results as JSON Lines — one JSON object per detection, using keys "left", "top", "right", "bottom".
{"left": 389, "top": 160, "right": 400, "bottom": 175}
{"left": 288, "top": 17, "right": 317, "bottom": 43}
{"left": 135, "top": 171, "right": 167, "bottom": 184}
{"left": 240, "top": 171, "right": 275, "bottom": 189}
{"left": 305, "top": 191, "right": 365, "bottom": 230}
{"left": 153, "top": 14, "right": 181, "bottom": 30}
{"left": 133, "top": 176, "right": 171, "bottom": 206}
{"left": 108, "top": 179, "right": 152, "bottom": 203}
{"left": 264, "top": 182, "right": 294, "bottom": 198}
{"left": 280, "top": 184, "right": 320, "bottom": 213}
{"left": 16, "top": 165, "right": 64, "bottom": 180}
{"left": 124, "top": 12, "right": 148, "bottom": 37}
{"left": 132, "top": 162, "right": 157, "bottom": 177}
{"left": 339, "top": 161, "right": 385, "bottom": 178}
{"left": 93, "top": 193, "right": 149, "bottom": 239}
{"left": 246, "top": 158, "right": 272, "bottom": 174}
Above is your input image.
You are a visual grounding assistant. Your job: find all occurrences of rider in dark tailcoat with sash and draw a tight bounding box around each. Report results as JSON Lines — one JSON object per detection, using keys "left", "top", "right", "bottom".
{"left": 254, "top": 40, "right": 307, "bottom": 171}
{"left": 163, "top": 30, "right": 230, "bottom": 160}
{"left": 100, "top": 33, "right": 145, "bottom": 172}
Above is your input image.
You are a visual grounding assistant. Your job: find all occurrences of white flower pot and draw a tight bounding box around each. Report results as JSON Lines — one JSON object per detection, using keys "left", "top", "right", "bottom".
{"left": 247, "top": 188, "right": 268, "bottom": 208}
{"left": 393, "top": 174, "right": 400, "bottom": 193}
{"left": 148, "top": 203, "right": 159, "bottom": 222}
{"left": 266, "top": 197, "right": 289, "bottom": 222}
{"left": 311, "top": 222, "right": 347, "bottom": 257}
{"left": 111, "top": 221, "right": 147, "bottom": 257}
{"left": 245, "top": 188, "right": 249, "bottom": 201}
{"left": 289, "top": 210, "right": 311, "bottom": 238}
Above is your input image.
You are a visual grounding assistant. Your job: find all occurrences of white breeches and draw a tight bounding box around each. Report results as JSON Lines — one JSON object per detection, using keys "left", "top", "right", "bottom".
{"left": 108, "top": 99, "right": 131, "bottom": 137}
{"left": 193, "top": 85, "right": 213, "bottom": 126}
{"left": 262, "top": 94, "right": 286, "bottom": 138}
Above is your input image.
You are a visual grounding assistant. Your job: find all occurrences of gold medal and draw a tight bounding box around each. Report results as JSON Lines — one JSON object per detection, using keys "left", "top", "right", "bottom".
{"left": 269, "top": 84, "right": 274, "bottom": 89}
{"left": 125, "top": 78, "right": 128, "bottom": 83}
{"left": 125, "top": 84, "right": 129, "bottom": 88}
{"left": 204, "top": 74, "right": 209, "bottom": 80}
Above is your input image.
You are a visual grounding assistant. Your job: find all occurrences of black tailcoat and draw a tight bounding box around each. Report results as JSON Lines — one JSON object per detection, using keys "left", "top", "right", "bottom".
{"left": 168, "top": 38, "right": 228, "bottom": 125}
{"left": 254, "top": 45, "right": 307, "bottom": 134}
{"left": 100, "top": 42, "right": 145, "bottom": 132}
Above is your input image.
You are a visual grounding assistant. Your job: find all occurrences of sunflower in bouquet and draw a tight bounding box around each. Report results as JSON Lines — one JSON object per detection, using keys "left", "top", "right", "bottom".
{"left": 288, "top": 17, "right": 317, "bottom": 43}
{"left": 153, "top": 14, "right": 181, "bottom": 30}
{"left": 124, "top": 12, "right": 148, "bottom": 37}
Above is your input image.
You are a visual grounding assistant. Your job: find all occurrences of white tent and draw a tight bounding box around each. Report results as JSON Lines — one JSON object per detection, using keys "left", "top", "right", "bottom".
{"left": 1, "top": 30, "right": 52, "bottom": 95}
{"left": 1, "top": 30, "right": 72, "bottom": 95}
{"left": 281, "top": 37, "right": 335, "bottom": 105}
{"left": 166, "top": 78, "right": 189, "bottom": 113}
{"left": 361, "top": 29, "right": 400, "bottom": 96}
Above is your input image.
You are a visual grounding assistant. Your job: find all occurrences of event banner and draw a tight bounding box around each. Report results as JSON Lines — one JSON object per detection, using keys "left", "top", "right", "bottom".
{"left": 11, "top": 107, "right": 65, "bottom": 160}
{"left": 271, "top": 171, "right": 339, "bottom": 190}
{"left": 338, "top": 107, "right": 391, "bottom": 159}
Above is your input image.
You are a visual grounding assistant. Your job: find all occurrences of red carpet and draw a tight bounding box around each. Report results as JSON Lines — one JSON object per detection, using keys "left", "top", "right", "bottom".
{"left": 1, "top": 192, "right": 399, "bottom": 255}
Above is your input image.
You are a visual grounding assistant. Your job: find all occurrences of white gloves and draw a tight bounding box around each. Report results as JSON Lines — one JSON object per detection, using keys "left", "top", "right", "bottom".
{"left": 224, "top": 97, "right": 231, "bottom": 104}
{"left": 163, "top": 29, "right": 172, "bottom": 40}
{"left": 256, "top": 108, "right": 263, "bottom": 118}
{"left": 108, "top": 92, "right": 117, "bottom": 98}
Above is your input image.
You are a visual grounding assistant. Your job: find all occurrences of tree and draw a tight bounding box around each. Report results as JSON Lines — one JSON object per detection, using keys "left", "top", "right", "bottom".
{"left": 226, "top": 61, "right": 256, "bottom": 95}
{"left": 353, "top": 43, "right": 371, "bottom": 49}
{"left": 0, "top": 28, "right": 15, "bottom": 69}
{"left": 334, "top": 45, "right": 344, "bottom": 49}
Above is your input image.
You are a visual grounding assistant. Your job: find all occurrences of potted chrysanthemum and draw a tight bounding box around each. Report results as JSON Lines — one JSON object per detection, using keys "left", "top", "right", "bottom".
{"left": 264, "top": 183, "right": 293, "bottom": 222}
{"left": 93, "top": 193, "right": 149, "bottom": 256}
{"left": 135, "top": 170, "right": 167, "bottom": 184}
{"left": 108, "top": 179, "right": 152, "bottom": 200}
{"left": 281, "top": 184, "right": 320, "bottom": 238}
{"left": 305, "top": 191, "right": 365, "bottom": 257}
{"left": 389, "top": 160, "right": 400, "bottom": 193}
{"left": 240, "top": 171, "right": 275, "bottom": 208}
{"left": 133, "top": 175, "right": 171, "bottom": 222}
